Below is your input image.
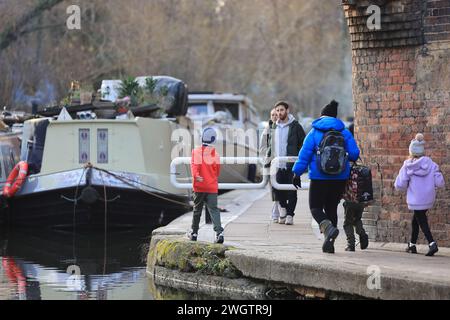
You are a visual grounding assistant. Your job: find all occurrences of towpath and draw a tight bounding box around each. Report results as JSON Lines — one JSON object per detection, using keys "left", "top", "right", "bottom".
{"left": 152, "top": 187, "right": 450, "bottom": 300}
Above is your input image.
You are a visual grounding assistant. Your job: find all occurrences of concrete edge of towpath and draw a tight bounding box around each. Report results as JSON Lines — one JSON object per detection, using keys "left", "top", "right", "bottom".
{"left": 148, "top": 188, "right": 450, "bottom": 300}
{"left": 225, "top": 248, "right": 450, "bottom": 300}
{"left": 146, "top": 189, "right": 272, "bottom": 299}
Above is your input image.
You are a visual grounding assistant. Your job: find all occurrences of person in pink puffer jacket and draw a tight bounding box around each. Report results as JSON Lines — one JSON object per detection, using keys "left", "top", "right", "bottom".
{"left": 395, "top": 133, "right": 446, "bottom": 257}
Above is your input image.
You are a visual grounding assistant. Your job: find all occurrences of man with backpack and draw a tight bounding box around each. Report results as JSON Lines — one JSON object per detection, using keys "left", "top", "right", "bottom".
{"left": 292, "top": 100, "right": 360, "bottom": 253}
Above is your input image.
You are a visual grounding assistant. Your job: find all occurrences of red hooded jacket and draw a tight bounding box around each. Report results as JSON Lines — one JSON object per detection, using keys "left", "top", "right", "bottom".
{"left": 191, "top": 145, "right": 221, "bottom": 193}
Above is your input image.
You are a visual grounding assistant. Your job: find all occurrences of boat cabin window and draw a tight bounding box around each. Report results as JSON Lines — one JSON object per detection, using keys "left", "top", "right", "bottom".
{"left": 213, "top": 102, "right": 240, "bottom": 121}
{"left": 249, "top": 109, "right": 259, "bottom": 124}
{"left": 187, "top": 103, "right": 209, "bottom": 117}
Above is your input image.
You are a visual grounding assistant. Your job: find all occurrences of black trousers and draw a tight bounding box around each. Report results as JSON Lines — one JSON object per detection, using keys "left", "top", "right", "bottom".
{"left": 309, "top": 180, "right": 347, "bottom": 227}
{"left": 411, "top": 210, "right": 434, "bottom": 244}
{"left": 275, "top": 169, "right": 297, "bottom": 217}
{"left": 343, "top": 201, "right": 367, "bottom": 243}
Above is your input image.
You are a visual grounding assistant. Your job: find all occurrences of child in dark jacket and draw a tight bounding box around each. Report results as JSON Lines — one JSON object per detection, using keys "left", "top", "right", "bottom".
{"left": 188, "top": 127, "right": 224, "bottom": 244}
{"left": 343, "top": 123, "right": 369, "bottom": 252}
{"left": 343, "top": 202, "right": 369, "bottom": 251}
{"left": 395, "top": 133, "right": 445, "bottom": 256}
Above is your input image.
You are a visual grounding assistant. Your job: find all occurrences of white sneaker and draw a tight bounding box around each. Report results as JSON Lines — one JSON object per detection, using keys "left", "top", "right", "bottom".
{"left": 278, "top": 207, "right": 287, "bottom": 224}
{"left": 187, "top": 231, "right": 198, "bottom": 241}
{"left": 285, "top": 215, "right": 294, "bottom": 225}
{"left": 311, "top": 218, "right": 324, "bottom": 240}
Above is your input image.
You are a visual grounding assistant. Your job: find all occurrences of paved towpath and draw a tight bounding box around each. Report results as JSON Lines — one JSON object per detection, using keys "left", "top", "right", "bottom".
{"left": 154, "top": 187, "right": 450, "bottom": 299}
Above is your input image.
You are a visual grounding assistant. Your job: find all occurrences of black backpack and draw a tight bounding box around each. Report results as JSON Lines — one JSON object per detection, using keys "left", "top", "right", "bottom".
{"left": 343, "top": 163, "right": 374, "bottom": 203}
{"left": 316, "top": 130, "right": 348, "bottom": 175}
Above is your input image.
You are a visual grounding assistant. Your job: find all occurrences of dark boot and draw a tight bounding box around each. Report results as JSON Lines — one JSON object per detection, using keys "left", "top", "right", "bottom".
{"left": 359, "top": 233, "right": 369, "bottom": 250}
{"left": 343, "top": 224, "right": 355, "bottom": 252}
{"left": 345, "top": 244, "right": 355, "bottom": 252}
{"left": 406, "top": 243, "right": 417, "bottom": 254}
{"left": 354, "top": 216, "right": 369, "bottom": 250}
{"left": 320, "top": 220, "right": 339, "bottom": 254}
{"left": 426, "top": 242, "right": 438, "bottom": 257}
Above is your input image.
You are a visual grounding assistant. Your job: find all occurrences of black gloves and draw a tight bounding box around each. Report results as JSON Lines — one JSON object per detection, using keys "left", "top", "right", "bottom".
{"left": 292, "top": 174, "right": 302, "bottom": 189}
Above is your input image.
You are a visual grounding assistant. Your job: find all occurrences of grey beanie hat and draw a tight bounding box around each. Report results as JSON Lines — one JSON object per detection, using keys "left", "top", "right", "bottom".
{"left": 409, "top": 133, "right": 425, "bottom": 157}
{"left": 202, "top": 127, "right": 217, "bottom": 145}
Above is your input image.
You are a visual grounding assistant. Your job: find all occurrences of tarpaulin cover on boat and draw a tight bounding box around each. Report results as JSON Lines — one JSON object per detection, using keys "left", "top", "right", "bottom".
{"left": 20, "top": 119, "right": 50, "bottom": 175}
{"left": 136, "top": 76, "right": 188, "bottom": 117}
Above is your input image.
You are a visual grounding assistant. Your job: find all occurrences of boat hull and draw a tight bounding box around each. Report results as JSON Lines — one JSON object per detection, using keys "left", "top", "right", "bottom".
{"left": 0, "top": 168, "right": 191, "bottom": 229}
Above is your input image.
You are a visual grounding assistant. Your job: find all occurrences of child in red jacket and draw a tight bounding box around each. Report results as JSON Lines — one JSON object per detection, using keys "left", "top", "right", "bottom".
{"left": 189, "top": 127, "right": 224, "bottom": 244}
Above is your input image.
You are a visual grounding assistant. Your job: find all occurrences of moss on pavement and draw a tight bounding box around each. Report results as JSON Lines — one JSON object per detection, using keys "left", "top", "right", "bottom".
{"left": 149, "top": 239, "right": 242, "bottom": 279}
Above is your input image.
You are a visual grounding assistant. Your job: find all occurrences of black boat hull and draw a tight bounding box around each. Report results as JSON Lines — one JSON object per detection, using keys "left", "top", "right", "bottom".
{"left": 0, "top": 185, "right": 191, "bottom": 229}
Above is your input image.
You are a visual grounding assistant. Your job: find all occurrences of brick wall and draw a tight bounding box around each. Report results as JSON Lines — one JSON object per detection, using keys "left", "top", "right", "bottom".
{"left": 425, "top": 0, "right": 450, "bottom": 41}
{"left": 343, "top": 0, "right": 450, "bottom": 246}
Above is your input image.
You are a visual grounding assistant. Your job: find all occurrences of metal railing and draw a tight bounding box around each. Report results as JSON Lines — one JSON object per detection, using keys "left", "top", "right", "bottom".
{"left": 170, "top": 157, "right": 268, "bottom": 190}
{"left": 269, "top": 157, "right": 310, "bottom": 190}
{"left": 170, "top": 156, "right": 310, "bottom": 190}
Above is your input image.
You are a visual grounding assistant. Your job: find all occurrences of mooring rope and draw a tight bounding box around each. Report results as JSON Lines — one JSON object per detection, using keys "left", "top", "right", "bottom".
{"left": 99, "top": 170, "right": 108, "bottom": 275}
{"left": 91, "top": 166, "right": 192, "bottom": 208}
{"left": 72, "top": 166, "right": 88, "bottom": 261}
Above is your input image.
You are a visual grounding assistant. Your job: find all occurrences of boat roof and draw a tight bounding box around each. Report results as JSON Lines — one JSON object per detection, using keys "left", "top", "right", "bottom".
{"left": 188, "top": 93, "right": 257, "bottom": 113}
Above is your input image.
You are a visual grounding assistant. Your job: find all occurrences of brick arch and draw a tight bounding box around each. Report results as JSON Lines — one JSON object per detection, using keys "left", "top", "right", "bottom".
{"left": 342, "top": 0, "right": 450, "bottom": 246}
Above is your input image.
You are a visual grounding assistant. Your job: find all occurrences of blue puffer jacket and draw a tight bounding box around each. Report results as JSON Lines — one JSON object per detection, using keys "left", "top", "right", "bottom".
{"left": 292, "top": 117, "right": 360, "bottom": 180}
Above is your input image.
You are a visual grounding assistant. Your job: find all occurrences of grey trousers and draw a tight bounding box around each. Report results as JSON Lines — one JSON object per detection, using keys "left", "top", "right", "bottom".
{"left": 192, "top": 193, "right": 224, "bottom": 235}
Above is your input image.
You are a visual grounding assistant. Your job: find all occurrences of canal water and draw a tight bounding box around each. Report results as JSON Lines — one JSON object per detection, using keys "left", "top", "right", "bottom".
{"left": 0, "top": 227, "right": 355, "bottom": 301}
{"left": 0, "top": 226, "right": 218, "bottom": 300}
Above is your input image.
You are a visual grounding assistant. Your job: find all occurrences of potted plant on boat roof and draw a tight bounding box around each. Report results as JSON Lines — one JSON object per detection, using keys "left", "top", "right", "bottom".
{"left": 142, "top": 77, "right": 159, "bottom": 106}
{"left": 118, "top": 77, "right": 143, "bottom": 108}
{"left": 138, "top": 77, "right": 165, "bottom": 117}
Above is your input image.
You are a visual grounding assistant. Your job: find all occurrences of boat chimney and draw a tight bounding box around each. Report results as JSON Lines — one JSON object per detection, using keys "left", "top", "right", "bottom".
{"left": 31, "top": 101, "right": 39, "bottom": 115}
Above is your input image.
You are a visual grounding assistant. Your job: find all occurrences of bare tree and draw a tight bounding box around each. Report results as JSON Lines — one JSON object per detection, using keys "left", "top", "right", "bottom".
{"left": 0, "top": 0, "right": 352, "bottom": 118}
{"left": 0, "top": 0, "right": 65, "bottom": 51}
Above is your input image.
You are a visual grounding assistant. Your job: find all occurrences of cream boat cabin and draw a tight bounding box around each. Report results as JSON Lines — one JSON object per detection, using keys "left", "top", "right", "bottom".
{"left": 1, "top": 116, "right": 192, "bottom": 228}
{"left": 39, "top": 117, "right": 184, "bottom": 196}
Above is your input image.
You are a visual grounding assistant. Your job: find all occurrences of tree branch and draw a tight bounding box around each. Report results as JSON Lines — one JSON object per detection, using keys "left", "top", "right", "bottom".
{"left": 0, "top": 0, "right": 65, "bottom": 51}
{"left": 19, "top": 22, "right": 66, "bottom": 38}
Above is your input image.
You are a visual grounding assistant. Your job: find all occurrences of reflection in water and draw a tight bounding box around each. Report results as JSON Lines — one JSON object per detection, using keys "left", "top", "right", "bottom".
{"left": 0, "top": 227, "right": 155, "bottom": 300}
{"left": 0, "top": 226, "right": 249, "bottom": 300}
{"left": 147, "top": 281, "right": 236, "bottom": 301}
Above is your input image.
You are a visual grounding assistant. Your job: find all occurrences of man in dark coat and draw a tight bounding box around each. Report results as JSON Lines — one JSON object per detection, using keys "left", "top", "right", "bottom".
{"left": 269, "top": 101, "right": 306, "bottom": 225}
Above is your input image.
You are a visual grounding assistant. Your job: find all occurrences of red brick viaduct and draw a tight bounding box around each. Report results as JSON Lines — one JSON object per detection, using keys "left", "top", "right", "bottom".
{"left": 342, "top": 0, "right": 450, "bottom": 245}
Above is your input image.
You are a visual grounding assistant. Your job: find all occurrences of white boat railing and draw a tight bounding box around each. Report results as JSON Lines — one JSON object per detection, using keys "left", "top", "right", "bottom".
{"left": 269, "top": 157, "right": 310, "bottom": 191}
{"left": 170, "top": 157, "right": 269, "bottom": 190}
{"left": 170, "top": 156, "right": 310, "bottom": 191}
